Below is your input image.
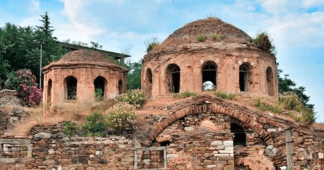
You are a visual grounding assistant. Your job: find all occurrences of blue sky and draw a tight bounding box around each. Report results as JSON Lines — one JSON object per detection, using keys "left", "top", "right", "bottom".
{"left": 1, "top": 0, "right": 324, "bottom": 121}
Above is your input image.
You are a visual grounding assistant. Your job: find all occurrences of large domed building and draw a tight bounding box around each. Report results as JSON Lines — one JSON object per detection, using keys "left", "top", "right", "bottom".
{"left": 42, "top": 49, "right": 128, "bottom": 105}
{"left": 142, "top": 18, "right": 278, "bottom": 98}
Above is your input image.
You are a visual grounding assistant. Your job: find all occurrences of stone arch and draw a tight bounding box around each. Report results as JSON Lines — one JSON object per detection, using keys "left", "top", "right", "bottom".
{"left": 47, "top": 79, "right": 52, "bottom": 103}
{"left": 266, "top": 67, "right": 274, "bottom": 96}
{"left": 145, "top": 68, "right": 153, "bottom": 96}
{"left": 118, "top": 80, "right": 123, "bottom": 95}
{"left": 94, "top": 76, "right": 107, "bottom": 100}
{"left": 239, "top": 63, "right": 250, "bottom": 92}
{"left": 202, "top": 61, "right": 217, "bottom": 91}
{"left": 64, "top": 76, "right": 77, "bottom": 100}
{"left": 166, "top": 64, "right": 180, "bottom": 93}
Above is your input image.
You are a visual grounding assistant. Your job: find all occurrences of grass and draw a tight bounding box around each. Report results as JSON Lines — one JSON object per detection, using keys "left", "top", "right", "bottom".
{"left": 210, "top": 33, "right": 218, "bottom": 40}
{"left": 252, "top": 94, "right": 315, "bottom": 123}
{"left": 8, "top": 100, "right": 116, "bottom": 136}
{"left": 197, "top": 35, "right": 206, "bottom": 42}
{"left": 174, "top": 90, "right": 197, "bottom": 99}
{"left": 214, "top": 90, "right": 236, "bottom": 100}
{"left": 220, "top": 35, "right": 226, "bottom": 39}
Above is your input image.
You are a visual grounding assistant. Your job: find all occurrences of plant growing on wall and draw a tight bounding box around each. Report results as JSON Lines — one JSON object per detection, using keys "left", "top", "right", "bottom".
{"left": 197, "top": 35, "right": 206, "bottom": 42}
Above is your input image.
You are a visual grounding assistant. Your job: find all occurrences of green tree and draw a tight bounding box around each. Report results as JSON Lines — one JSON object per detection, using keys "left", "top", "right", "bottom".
{"left": 125, "top": 60, "right": 142, "bottom": 90}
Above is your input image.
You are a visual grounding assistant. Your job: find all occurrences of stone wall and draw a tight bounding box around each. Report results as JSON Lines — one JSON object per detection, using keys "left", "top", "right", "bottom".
{"left": 0, "top": 89, "right": 16, "bottom": 99}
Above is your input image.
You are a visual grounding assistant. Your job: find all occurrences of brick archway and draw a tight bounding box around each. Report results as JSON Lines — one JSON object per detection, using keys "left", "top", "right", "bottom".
{"left": 140, "top": 95, "right": 288, "bottom": 168}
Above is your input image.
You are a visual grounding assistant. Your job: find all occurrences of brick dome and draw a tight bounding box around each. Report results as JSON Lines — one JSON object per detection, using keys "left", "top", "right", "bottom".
{"left": 57, "top": 49, "right": 114, "bottom": 64}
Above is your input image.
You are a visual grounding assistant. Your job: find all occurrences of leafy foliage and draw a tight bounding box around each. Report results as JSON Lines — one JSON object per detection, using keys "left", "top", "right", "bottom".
{"left": 174, "top": 90, "right": 197, "bottom": 99}
{"left": 197, "top": 35, "right": 205, "bottom": 42}
{"left": 145, "top": 37, "right": 160, "bottom": 53}
{"left": 124, "top": 60, "right": 142, "bottom": 90}
{"left": 105, "top": 103, "right": 137, "bottom": 134}
{"left": 6, "top": 69, "right": 42, "bottom": 106}
{"left": 118, "top": 89, "right": 147, "bottom": 108}
{"left": 63, "top": 122, "right": 78, "bottom": 136}
{"left": 214, "top": 90, "right": 236, "bottom": 100}
{"left": 0, "top": 12, "right": 69, "bottom": 84}
{"left": 81, "top": 111, "right": 107, "bottom": 137}
{"left": 95, "top": 88, "right": 103, "bottom": 101}
{"left": 210, "top": 33, "right": 218, "bottom": 40}
{"left": 252, "top": 32, "right": 272, "bottom": 52}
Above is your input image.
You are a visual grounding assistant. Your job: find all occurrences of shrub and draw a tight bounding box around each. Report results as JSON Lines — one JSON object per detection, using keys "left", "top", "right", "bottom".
{"left": 81, "top": 111, "right": 107, "bottom": 137}
{"left": 278, "top": 92, "right": 301, "bottom": 110}
{"left": 105, "top": 103, "right": 137, "bottom": 134}
{"left": 252, "top": 32, "right": 272, "bottom": 52}
{"left": 220, "top": 35, "right": 226, "bottom": 39}
{"left": 174, "top": 90, "right": 197, "bottom": 99}
{"left": 210, "top": 33, "right": 218, "bottom": 40}
{"left": 95, "top": 88, "right": 103, "bottom": 101}
{"left": 197, "top": 35, "right": 206, "bottom": 42}
{"left": 252, "top": 97, "right": 272, "bottom": 110}
{"left": 118, "top": 89, "right": 147, "bottom": 108}
{"left": 63, "top": 122, "right": 79, "bottom": 136}
{"left": 270, "top": 104, "right": 283, "bottom": 113}
{"left": 214, "top": 90, "right": 236, "bottom": 100}
{"left": 6, "top": 69, "right": 42, "bottom": 106}
{"left": 145, "top": 38, "right": 160, "bottom": 53}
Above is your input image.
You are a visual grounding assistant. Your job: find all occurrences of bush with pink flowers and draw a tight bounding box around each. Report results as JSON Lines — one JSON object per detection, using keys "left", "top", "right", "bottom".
{"left": 7, "top": 69, "right": 42, "bottom": 106}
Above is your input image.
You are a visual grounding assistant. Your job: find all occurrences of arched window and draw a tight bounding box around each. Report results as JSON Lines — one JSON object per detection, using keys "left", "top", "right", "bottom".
{"left": 239, "top": 63, "right": 250, "bottom": 92}
{"left": 118, "top": 80, "right": 123, "bottom": 95}
{"left": 202, "top": 62, "right": 217, "bottom": 91}
{"left": 47, "top": 79, "right": 52, "bottom": 103}
{"left": 146, "top": 68, "right": 153, "bottom": 96}
{"left": 231, "top": 123, "right": 246, "bottom": 146}
{"left": 65, "top": 76, "right": 77, "bottom": 100}
{"left": 94, "top": 76, "right": 106, "bottom": 100}
{"left": 266, "top": 67, "right": 274, "bottom": 96}
{"left": 166, "top": 64, "right": 180, "bottom": 93}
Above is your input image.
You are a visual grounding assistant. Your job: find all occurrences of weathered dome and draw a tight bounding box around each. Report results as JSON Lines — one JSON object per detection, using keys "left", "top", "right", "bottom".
{"left": 165, "top": 18, "right": 251, "bottom": 42}
{"left": 143, "top": 18, "right": 254, "bottom": 63}
{"left": 42, "top": 49, "right": 127, "bottom": 71}
{"left": 57, "top": 49, "right": 114, "bottom": 64}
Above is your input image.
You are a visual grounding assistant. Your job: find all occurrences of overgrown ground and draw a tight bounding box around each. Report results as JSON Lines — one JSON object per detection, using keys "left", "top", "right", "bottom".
{"left": 5, "top": 90, "right": 321, "bottom": 136}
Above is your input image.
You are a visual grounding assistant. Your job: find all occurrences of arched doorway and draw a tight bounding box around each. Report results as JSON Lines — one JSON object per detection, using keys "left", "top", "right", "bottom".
{"left": 94, "top": 76, "right": 106, "bottom": 100}
{"left": 239, "top": 63, "right": 250, "bottom": 92}
{"left": 266, "top": 67, "right": 274, "bottom": 96}
{"left": 118, "top": 80, "right": 123, "bottom": 95}
{"left": 166, "top": 64, "right": 180, "bottom": 93}
{"left": 202, "top": 62, "right": 217, "bottom": 91}
{"left": 231, "top": 123, "right": 246, "bottom": 146}
{"left": 47, "top": 79, "right": 52, "bottom": 103}
{"left": 65, "top": 76, "right": 77, "bottom": 100}
{"left": 146, "top": 68, "right": 153, "bottom": 96}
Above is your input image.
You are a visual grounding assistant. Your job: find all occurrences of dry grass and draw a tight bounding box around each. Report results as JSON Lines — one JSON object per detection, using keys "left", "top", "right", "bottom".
{"left": 312, "top": 123, "right": 324, "bottom": 130}
{"left": 8, "top": 100, "right": 116, "bottom": 136}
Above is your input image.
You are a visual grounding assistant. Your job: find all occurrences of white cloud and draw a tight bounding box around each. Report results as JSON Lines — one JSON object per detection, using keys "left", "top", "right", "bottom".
{"left": 56, "top": 0, "right": 104, "bottom": 43}
{"left": 302, "top": 0, "right": 324, "bottom": 8}
{"left": 30, "top": 0, "right": 40, "bottom": 11}
{"left": 20, "top": 16, "right": 39, "bottom": 27}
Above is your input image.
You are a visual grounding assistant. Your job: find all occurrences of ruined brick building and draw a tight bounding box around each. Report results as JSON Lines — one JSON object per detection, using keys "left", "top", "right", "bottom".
{"left": 142, "top": 18, "right": 278, "bottom": 98}
{"left": 42, "top": 49, "right": 128, "bottom": 105}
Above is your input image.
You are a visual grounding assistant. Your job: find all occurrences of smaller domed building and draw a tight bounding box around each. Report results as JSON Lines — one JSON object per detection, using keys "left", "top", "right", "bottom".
{"left": 142, "top": 18, "right": 278, "bottom": 98}
{"left": 42, "top": 49, "right": 128, "bottom": 105}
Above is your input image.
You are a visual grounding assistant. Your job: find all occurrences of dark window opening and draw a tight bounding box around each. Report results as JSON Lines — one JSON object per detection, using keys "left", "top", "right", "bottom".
{"left": 266, "top": 67, "right": 274, "bottom": 96}
{"left": 146, "top": 68, "right": 153, "bottom": 96}
{"left": 47, "top": 79, "right": 52, "bottom": 103}
{"left": 94, "top": 76, "right": 106, "bottom": 100}
{"left": 239, "top": 64, "right": 249, "bottom": 92}
{"left": 167, "top": 64, "right": 180, "bottom": 93}
{"left": 231, "top": 123, "right": 246, "bottom": 146}
{"left": 160, "top": 141, "right": 170, "bottom": 146}
{"left": 65, "top": 76, "right": 77, "bottom": 100}
{"left": 118, "top": 80, "right": 123, "bottom": 95}
{"left": 202, "top": 62, "right": 217, "bottom": 91}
